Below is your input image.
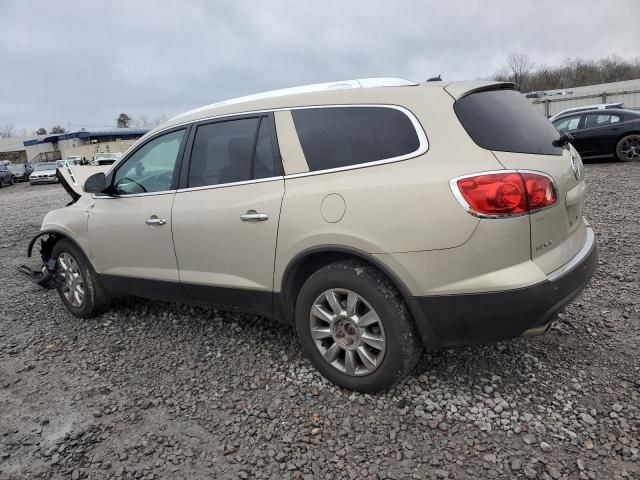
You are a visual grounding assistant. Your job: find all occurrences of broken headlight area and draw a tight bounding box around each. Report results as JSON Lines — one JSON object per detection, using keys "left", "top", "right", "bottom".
{"left": 17, "top": 232, "right": 64, "bottom": 290}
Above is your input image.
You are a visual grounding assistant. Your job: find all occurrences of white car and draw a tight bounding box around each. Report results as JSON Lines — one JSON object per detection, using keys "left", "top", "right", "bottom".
{"left": 93, "top": 152, "right": 122, "bottom": 166}
{"left": 29, "top": 162, "right": 59, "bottom": 185}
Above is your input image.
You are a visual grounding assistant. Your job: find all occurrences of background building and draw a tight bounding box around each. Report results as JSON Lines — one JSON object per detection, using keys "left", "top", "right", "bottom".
{"left": 23, "top": 128, "right": 149, "bottom": 162}
{"left": 528, "top": 79, "right": 640, "bottom": 117}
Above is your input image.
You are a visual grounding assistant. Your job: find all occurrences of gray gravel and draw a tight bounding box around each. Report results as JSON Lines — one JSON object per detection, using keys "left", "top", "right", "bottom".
{"left": 1, "top": 163, "right": 639, "bottom": 480}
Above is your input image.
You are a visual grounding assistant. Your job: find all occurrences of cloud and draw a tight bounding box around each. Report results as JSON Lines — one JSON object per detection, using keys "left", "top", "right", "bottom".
{"left": 1, "top": 0, "right": 638, "bottom": 131}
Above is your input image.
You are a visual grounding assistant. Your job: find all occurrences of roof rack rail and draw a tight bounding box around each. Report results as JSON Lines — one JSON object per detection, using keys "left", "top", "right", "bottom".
{"left": 174, "top": 78, "right": 417, "bottom": 120}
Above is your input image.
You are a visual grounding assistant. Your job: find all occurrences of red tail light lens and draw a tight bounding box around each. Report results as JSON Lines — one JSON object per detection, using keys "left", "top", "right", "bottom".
{"left": 453, "top": 171, "right": 557, "bottom": 217}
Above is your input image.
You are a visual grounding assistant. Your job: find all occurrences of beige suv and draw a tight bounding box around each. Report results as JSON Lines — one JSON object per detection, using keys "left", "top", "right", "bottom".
{"left": 22, "top": 78, "right": 597, "bottom": 392}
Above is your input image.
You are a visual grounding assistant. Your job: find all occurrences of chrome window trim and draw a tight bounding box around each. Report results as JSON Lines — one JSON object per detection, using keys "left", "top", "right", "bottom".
{"left": 101, "top": 104, "right": 428, "bottom": 193}
{"left": 93, "top": 190, "right": 177, "bottom": 199}
{"left": 177, "top": 175, "right": 284, "bottom": 193}
{"left": 449, "top": 169, "right": 559, "bottom": 219}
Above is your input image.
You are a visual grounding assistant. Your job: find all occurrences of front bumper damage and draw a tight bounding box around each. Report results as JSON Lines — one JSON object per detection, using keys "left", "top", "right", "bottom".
{"left": 17, "top": 232, "right": 64, "bottom": 289}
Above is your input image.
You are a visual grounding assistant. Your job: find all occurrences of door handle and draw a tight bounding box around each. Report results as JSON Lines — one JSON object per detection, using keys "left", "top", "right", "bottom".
{"left": 145, "top": 215, "right": 167, "bottom": 226}
{"left": 240, "top": 210, "right": 268, "bottom": 222}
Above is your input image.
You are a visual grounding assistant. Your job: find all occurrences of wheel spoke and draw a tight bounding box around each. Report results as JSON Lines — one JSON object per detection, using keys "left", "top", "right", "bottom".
{"left": 361, "top": 332, "right": 384, "bottom": 350}
{"left": 311, "top": 326, "right": 332, "bottom": 340}
{"left": 357, "top": 346, "right": 377, "bottom": 370}
{"left": 356, "top": 310, "right": 379, "bottom": 328}
{"left": 311, "top": 304, "right": 335, "bottom": 324}
{"left": 323, "top": 343, "right": 341, "bottom": 363}
{"left": 346, "top": 292, "right": 358, "bottom": 317}
{"left": 344, "top": 350, "right": 357, "bottom": 375}
{"left": 325, "top": 291, "right": 343, "bottom": 315}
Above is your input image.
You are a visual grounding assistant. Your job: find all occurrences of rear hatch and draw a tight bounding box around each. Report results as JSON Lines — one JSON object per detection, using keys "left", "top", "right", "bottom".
{"left": 450, "top": 86, "right": 587, "bottom": 275}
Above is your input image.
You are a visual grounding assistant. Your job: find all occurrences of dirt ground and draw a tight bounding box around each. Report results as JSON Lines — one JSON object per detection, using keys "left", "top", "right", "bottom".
{"left": 0, "top": 163, "right": 638, "bottom": 480}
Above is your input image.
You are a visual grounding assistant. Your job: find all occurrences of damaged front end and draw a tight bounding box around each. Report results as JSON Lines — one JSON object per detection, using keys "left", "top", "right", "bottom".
{"left": 17, "top": 232, "right": 64, "bottom": 289}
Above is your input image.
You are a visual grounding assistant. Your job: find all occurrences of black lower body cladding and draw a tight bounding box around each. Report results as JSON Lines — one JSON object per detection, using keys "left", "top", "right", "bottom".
{"left": 409, "top": 231, "right": 598, "bottom": 347}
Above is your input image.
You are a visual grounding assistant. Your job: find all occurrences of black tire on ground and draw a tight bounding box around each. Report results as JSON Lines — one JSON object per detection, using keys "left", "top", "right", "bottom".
{"left": 615, "top": 134, "right": 640, "bottom": 162}
{"left": 51, "top": 239, "right": 111, "bottom": 318}
{"left": 295, "top": 260, "right": 423, "bottom": 393}
{"left": 9, "top": 176, "right": 14, "bottom": 185}
{"left": 0, "top": 177, "right": 4, "bottom": 188}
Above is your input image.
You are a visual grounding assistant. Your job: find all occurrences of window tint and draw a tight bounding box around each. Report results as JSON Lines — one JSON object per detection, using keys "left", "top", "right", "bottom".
{"left": 253, "top": 118, "right": 277, "bottom": 179}
{"left": 554, "top": 116, "right": 581, "bottom": 132}
{"left": 455, "top": 89, "right": 562, "bottom": 156}
{"left": 584, "top": 113, "right": 621, "bottom": 128}
{"left": 291, "top": 107, "right": 420, "bottom": 171}
{"left": 188, "top": 118, "right": 260, "bottom": 187}
{"left": 113, "top": 129, "right": 185, "bottom": 194}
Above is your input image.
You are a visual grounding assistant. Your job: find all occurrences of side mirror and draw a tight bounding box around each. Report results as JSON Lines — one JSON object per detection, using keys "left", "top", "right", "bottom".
{"left": 84, "top": 172, "right": 107, "bottom": 193}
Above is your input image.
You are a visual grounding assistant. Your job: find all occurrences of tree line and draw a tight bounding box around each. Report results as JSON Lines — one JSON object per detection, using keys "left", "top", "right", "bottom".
{"left": 492, "top": 54, "right": 640, "bottom": 93}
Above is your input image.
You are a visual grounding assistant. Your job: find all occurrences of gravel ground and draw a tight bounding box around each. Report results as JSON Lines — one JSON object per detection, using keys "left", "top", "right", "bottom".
{"left": 1, "top": 164, "right": 638, "bottom": 480}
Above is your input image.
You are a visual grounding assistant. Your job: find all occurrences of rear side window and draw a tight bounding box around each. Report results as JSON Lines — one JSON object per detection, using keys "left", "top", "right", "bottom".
{"left": 454, "top": 89, "right": 563, "bottom": 156}
{"left": 292, "top": 106, "right": 421, "bottom": 172}
{"left": 188, "top": 116, "right": 280, "bottom": 188}
{"left": 584, "top": 113, "right": 620, "bottom": 128}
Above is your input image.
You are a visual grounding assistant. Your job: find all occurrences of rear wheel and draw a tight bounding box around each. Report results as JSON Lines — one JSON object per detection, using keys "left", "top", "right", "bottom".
{"left": 52, "top": 239, "right": 110, "bottom": 318}
{"left": 0, "top": 177, "right": 4, "bottom": 188}
{"left": 295, "top": 260, "right": 422, "bottom": 393}
{"left": 615, "top": 134, "right": 640, "bottom": 162}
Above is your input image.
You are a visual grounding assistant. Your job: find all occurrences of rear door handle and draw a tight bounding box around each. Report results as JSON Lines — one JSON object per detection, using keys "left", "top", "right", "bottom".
{"left": 145, "top": 215, "right": 166, "bottom": 226}
{"left": 240, "top": 210, "right": 268, "bottom": 222}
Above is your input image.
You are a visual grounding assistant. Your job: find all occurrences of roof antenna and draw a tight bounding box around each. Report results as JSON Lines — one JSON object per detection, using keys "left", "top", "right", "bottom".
{"left": 427, "top": 75, "right": 442, "bottom": 82}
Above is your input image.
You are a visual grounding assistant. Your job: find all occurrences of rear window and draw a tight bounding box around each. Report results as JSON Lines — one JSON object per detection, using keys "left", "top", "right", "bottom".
{"left": 454, "top": 89, "right": 562, "bottom": 156}
{"left": 292, "top": 106, "right": 421, "bottom": 172}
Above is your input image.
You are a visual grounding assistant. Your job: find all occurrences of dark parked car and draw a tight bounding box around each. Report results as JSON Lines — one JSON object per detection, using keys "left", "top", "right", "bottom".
{"left": 0, "top": 165, "right": 14, "bottom": 187}
{"left": 9, "top": 163, "right": 30, "bottom": 182}
{"left": 552, "top": 108, "right": 640, "bottom": 162}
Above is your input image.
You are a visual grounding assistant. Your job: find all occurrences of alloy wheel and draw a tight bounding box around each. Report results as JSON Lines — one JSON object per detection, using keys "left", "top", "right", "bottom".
{"left": 309, "top": 288, "right": 386, "bottom": 376}
{"left": 58, "top": 253, "right": 85, "bottom": 307}
{"left": 617, "top": 134, "right": 640, "bottom": 161}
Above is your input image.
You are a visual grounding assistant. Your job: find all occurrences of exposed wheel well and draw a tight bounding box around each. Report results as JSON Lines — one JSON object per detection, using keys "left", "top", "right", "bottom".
{"left": 27, "top": 231, "right": 87, "bottom": 264}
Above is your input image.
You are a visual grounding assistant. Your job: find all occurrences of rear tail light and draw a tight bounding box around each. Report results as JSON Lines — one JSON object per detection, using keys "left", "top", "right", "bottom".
{"left": 451, "top": 170, "right": 557, "bottom": 217}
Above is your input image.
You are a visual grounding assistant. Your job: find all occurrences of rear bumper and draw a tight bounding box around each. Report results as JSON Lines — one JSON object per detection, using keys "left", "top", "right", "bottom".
{"left": 409, "top": 227, "right": 598, "bottom": 347}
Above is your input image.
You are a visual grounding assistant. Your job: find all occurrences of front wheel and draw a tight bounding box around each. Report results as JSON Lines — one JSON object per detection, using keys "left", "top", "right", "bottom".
{"left": 295, "top": 260, "right": 423, "bottom": 393}
{"left": 52, "top": 239, "right": 110, "bottom": 318}
{"left": 615, "top": 134, "right": 640, "bottom": 162}
{"left": 0, "top": 177, "right": 4, "bottom": 188}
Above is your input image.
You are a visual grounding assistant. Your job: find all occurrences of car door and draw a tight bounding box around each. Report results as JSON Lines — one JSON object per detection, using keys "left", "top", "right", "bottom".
{"left": 171, "top": 114, "right": 285, "bottom": 316}
{"left": 87, "top": 127, "right": 189, "bottom": 298}
{"left": 577, "top": 112, "right": 623, "bottom": 157}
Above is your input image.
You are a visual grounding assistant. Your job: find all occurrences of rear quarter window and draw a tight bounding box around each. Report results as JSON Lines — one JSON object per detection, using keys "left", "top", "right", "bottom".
{"left": 291, "top": 106, "right": 422, "bottom": 172}
{"left": 454, "top": 89, "right": 562, "bottom": 156}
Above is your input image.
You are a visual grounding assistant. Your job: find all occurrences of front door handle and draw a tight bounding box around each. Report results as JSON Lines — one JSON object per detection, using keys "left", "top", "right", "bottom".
{"left": 240, "top": 210, "right": 268, "bottom": 222}
{"left": 145, "top": 215, "right": 167, "bottom": 226}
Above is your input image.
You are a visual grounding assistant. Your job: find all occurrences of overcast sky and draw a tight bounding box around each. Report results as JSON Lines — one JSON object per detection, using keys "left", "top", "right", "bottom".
{"left": 1, "top": 0, "right": 639, "bottom": 132}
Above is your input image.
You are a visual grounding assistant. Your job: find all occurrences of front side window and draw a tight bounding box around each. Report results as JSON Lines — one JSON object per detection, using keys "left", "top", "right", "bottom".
{"left": 291, "top": 106, "right": 421, "bottom": 172}
{"left": 113, "top": 129, "right": 185, "bottom": 195}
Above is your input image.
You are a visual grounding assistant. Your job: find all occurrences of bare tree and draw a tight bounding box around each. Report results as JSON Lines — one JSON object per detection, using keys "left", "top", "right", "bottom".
{"left": 506, "top": 53, "right": 534, "bottom": 91}
{"left": 50, "top": 125, "right": 66, "bottom": 134}
{"left": 36, "top": 127, "right": 47, "bottom": 135}
{"left": 0, "top": 122, "right": 15, "bottom": 138}
{"left": 493, "top": 54, "right": 640, "bottom": 92}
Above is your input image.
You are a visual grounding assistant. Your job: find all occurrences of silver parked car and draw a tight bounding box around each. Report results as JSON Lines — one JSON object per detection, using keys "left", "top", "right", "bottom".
{"left": 29, "top": 162, "right": 59, "bottom": 185}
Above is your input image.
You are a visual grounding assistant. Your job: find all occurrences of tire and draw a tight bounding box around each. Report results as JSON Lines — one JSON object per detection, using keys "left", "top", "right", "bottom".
{"left": 615, "top": 134, "right": 640, "bottom": 162}
{"left": 295, "top": 260, "right": 423, "bottom": 393}
{"left": 51, "top": 239, "right": 110, "bottom": 318}
{"left": 0, "top": 177, "right": 4, "bottom": 188}
{"left": 9, "top": 176, "right": 14, "bottom": 185}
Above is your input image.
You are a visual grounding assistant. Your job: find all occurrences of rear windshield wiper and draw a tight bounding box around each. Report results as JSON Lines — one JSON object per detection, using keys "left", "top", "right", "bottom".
{"left": 552, "top": 132, "right": 574, "bottom": 148}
